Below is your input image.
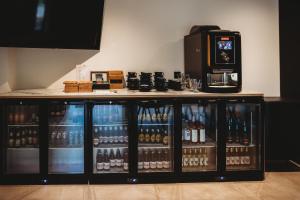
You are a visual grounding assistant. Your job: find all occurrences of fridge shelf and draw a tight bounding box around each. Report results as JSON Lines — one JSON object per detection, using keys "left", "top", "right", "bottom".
{"left": 94, "top": 168, "right": 128, "bottom": 174}
{"left": 7, "top": 147, "right": 39, "bottom": 150}
{"left": 93, "top": 144, "right": 128, "bottom": 148}
{"left": 182, "top": 143, "right": 216, "bottom": 148}
{"left": 138, "top": 123, "right": 172, "bottom": 126}
{"left": 8, "top": 124, "right": 39, "bottom": 127}
{"left": 49, "top": 124, "right": 84, "bottom": 127}
{"left": 93, "top": 123, "right": 128, "bottom": 127}
{"left": 49, "top": 147, "right": 84, "bottom": 150}
{"left": 138, "top": 145, "right": 170, "bottom": 149}
{"left": 138, "top": 169, "right": 172, "bottom": 173}
{"left": 226, "top": 143, "right": 256, "bottom": 148}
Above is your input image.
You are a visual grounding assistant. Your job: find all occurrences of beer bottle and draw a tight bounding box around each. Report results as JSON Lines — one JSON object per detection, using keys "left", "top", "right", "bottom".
{"left": 109, "top": 148, "right": 116, "bottom": 168}
{"left": 199, "top": 148, "right": 204, "bottom": 167}
{"left": 15, "top": 128, "right": 21, "bottom": 148}
{"left": 138, "top": 150, "right": 144, "bottom": 170}
{"left": 115, "top": 148, "right": 123, "bottom": 167}
{"left": 150, "top": 149, "right": 157, "bottom": 169}
{"left": 203, "top": 148, "right": 208, "bottom": 167}
{"left": 98, "top": 126, "right": 104, "bottom": 144}
{"left": 113, "top": 126, "right": 119, "bottom": 144}
{"left": 150, "top": 128, "right": 156, "bottom": 143}
{"left": 108, "top": 126, "right": 114, "bottom": 144}
{"left": 118, "top": 126, "right": 124, "bottom": 143}
{"left": 188, "top": 148, "right": 194, "bottom": 168}
{"left": 199, "top": 115, "right": 206, "bottom": 144}
{"left": 103, "top": 149, "right": 110, "bottom": 171}
{"left": 194, "top": 148, "right": 200, "bottom": 167}
{"left": 242, "top": 120, "right": 249, "bottom": 146}
{"left": 234, "top": 147, "right": 240, "bottom": 166}
{"left": 124, "top": 126, "right": 129, "bottom": 143}
{"left": 155, "top": 128, "right": 162, "bottom": 144}
{"left": 245, "top": 147, "right": 251, "bottom": 165}
{"left": 21, "top": 128, "right": 27, "bottom": 147}
{"left": 234, "top": 111, "right": 241, "bottom": 143}
{"left": 144, "top": 128, "right": 151, "bottom": 143}
{"left": 32, "top": 128, "right": 39, "bottom": 146}
{"left": 226, "top": 147, "right": 230, "bottom": 166}
{"left": 103, "top": 126, "right": 108, "bottom": 144}
{"left": 8, "top": 129, "right": 15, "bottom": 147}
{"left": 143, "top": 149, "right": 150, "bottom": 170}
{"left": 123, "top": 149, "right": 129, "bottom": 171}
{"left": 191, "top": 115, "right": 198, "bottom": 144}
{"left": 8, "top": 107, "right": 14, "bottom": 124}
{"left": 139, "top": 127, "right": 145, "bottom": 143}
{"left": 182, "top": 148, "right": 189, "bottom": 168}
{"left": 14, "top": 106, "right": 20, "bottom": 124}
{"left": 27, "top": 128, "right": 33, "bottom": 146}
{"left": 229, "top": 147, "right": 235, "bottom": 166}
{"left": 162, "top": 149, "right": 170, "bottom": 169}
{"left": 240, "top": 147, "right": 245, "bottom": 165}
{"left": 227, "top": 118, "right": 233, "bottom": 143}
{"left": 157, "top": 149, "right": 163, "bottom": 169}
{"left": 162, "top": 128, "right": 169, "bottom": 145}
{"left": 19, "top": 106, "right": 25, "bottom": 124}
{"left": 96, "top": 149, "right": 104, "bottom": 171}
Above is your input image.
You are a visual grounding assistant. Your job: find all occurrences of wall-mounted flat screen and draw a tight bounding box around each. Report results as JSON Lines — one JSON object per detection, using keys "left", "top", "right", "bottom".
{"left": 0, "top": 0, "right": 105, "bottom": 50}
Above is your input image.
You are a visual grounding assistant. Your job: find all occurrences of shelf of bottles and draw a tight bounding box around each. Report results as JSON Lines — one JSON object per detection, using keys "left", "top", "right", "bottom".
{"left": 137, "top": 103, "right": 174, "bottom": 173}
{"left": 225, "top": 104, "right": 260, "bottom": 171}
{"left": 181, "top": 104, "right": 217, "bottom": 172}
{"left": 6, "top": 105, "right": 40, "bottom": 174}
{"left": 93, "top": 105, "right": 129, "bottom": 174}
{"left": 48, "top": 105, "right": 84, "bottom": 174}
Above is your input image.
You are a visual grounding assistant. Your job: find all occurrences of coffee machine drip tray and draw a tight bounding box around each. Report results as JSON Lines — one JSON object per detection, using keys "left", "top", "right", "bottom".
{"left": 207, "top": 72, "right": 238, "bottom": 88}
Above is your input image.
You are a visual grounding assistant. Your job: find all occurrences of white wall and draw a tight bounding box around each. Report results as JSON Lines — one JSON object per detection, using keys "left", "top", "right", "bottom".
{"left": 3, "top": 0, "right": 280, "bottom": 96}
{"left": 0, "top": 48, "right": 16, "bottom": 93}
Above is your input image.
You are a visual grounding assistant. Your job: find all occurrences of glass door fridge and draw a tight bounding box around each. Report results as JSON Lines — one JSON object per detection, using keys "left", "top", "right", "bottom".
{"left": 48, "top": 103, "right": 85, "bottom": 174}
{"left": 181, "top": 102, "right": 218, "bottom": 172}
{"left": 137, "top": 101, "right": 174, "bottom": 174}
{"left": 225, "top": 103, "right": 262, "bottom": 171}
{"left": 92, "top": 103, "right": 129, "bottom": 175}
{"left": 4, "top": 103, "right": 40, "bottom": 174}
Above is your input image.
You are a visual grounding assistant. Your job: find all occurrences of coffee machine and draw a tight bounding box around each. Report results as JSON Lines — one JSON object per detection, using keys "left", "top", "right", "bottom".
{"left": 184, "top": 26, "right": 242, "bottom": 93}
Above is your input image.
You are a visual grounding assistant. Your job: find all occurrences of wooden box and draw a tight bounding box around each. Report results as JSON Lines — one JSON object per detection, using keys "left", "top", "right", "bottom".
{"left": 108, "top": 71, "right": 125, "bottom": 89}
{"left": 78, "top": 81, "right": 93, "bottom": 92}
{"left": 63, "top": 81, "right": 79, "bottom": 93}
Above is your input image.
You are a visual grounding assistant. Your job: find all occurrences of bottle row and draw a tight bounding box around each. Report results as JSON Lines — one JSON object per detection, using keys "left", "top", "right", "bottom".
{"left": 226, "top": 147, "right": 252, "bottom": 166}
{"left": 93, "top": 105, "right": 127, "bottom": 124}
{"left": 138, "top": 148, "right": 171, "bottom": 170}
{"left": 137, "top": 106, "right": 172, "bottom": 124}
{"left": 182, "top": 148, "right": 209, "bottom": 168}
{"left": 49, "top": 127, "right": 84, "bottom": 147}
{"left": 93, "top": 126, "right": 128, "bottom": 146}
{"left": 49, "top": 106, "right": 84, "bottom": 125}
{"left": 96, "top": 148, "right": 128, "bottom": 172}
{"left": 8, "top": 106, "right": 39, "bottom": 125}
{"left": 8, "top": 127, "right": 39, "bottom": 148}
{"left": 138, "top": 127, "right": 170, "bottom": 145}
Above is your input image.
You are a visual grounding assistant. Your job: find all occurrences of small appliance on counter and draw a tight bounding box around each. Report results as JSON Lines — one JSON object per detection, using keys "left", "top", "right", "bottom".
{"left": 126, "top": 72, "right": 140, "bottom": 90}
{"left": 139, "top": 72, "right": 153, "bottom": 92}
{"left": 108, "top": 71, "right": 125, "bottom": 89}
{"left": 154, "top": 72, "right": 168, "bottom": 91}
{"left": 90, "top": 71, "right": 110, "bottom": 90}
{"left": 168, "top": 72, "right": 186, "bottom": 91}
{"left": 184, "top": 25, "right": 242, "bottom": 93}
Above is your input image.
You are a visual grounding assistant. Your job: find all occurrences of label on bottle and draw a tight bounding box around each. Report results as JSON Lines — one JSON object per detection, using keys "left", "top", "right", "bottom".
{"left": 234, "top": 156, "right": 240, "bottom": 165}
{"left": 189, "top": 156, "right": 194, "bottom": 167}
{"left": 113, "top": 136, "right": 119, "bottom": 143}
{"left": 157, "top": 161, "right": 163, "bottom": 169}
{"left": 28, "top": 137, "right": 33, "bottom": 145}
{"left": 203, "top": 156, "right": 208, "bottom": 166}
{"left": 185, "top": 129, "right": 191, "bottom": 141}
{"left": 163, "top": 136, "right": 168, "bottom": 145}
{"left": 191, "top": 129, "right": 198, "bottom": 143}
{"left": 124, "top": 136, "right": 128, "bottom": 143}
{"left": 93, "top": 138, "right": 99, "bottom": 146}
{"left": 103, "top": 136, "right": 108, "bottom": 144}
{"left": 199, "top": 156, "right": 204, "bottom": 166}
{"left": 99, "top": 136, "right": 104, "bottom": 144}
{"left": 9, "top": 139, "right": 14, "bottom": 147}
{"left": 138, "top": 162, "right": 144, "bottom": 170}
{"left": 150, "top": 161, "right": 157, "bottom": 169}
{"left": 240, "top": 156, "right": 244, "bottom": 165}
{"left": 245, "top": 156, "right": 251, "bottom": 165}
{"left": 116, "top": 159, "right": 122, "bottom": 167}
{"left": 155, "top": 134, "right": 161, "bottom": 143}
{"left": 15, "top": 139, "right": 21, "bottom": 147}
{"left": 97, "top": 162, "right": 104, "bottom": 171}
{"left": 200, "top": 129, "right": 205, "bottom": 143}
{"left": 108, "top": 136, "right": 114, "bottom": 144}
{"left": 21, "top": 138, "right": 26, "bottom": 146}
{"left": 150, "top": 134, "right": 156, "bottom": 143}
{"left": 194, "top": 157, "right": 199, "bottom": 167}
{"left": 104, "top": 162, "right": 110, "bottom": 170}
{"left": 143, "top": 162, "right": 150, "bottom": 169}
{"left": 183, "top": 157, "right": 189, "bottom": 167}
{"left": 163, "top": 161, "right": 170, "bottom": 169}
{"left": 226, "top": 157, "right": 230, "bottom": 166}
{"left": 230, "top": 157, "right": 235, "bottom": 166}
{"left": 110, "top": 159, "right": 116, "bottom": 167}
{"left": 118, "top": 136, "right": 124, "bottom": 143}
{"left": 145, "top": 134, "right": 150, "bottom": 143}
{"left": 123, "top": 162, "right": 128, "bottom": 170}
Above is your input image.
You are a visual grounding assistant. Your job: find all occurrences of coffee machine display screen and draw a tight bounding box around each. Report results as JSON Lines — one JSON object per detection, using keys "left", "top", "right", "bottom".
{"left": 215, "top": 36, "right": 235, "bottom": 64}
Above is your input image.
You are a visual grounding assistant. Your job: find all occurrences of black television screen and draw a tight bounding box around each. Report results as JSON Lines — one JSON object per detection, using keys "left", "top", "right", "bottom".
{"left": 0, "top": 0, "right": 105, "bottom": 49}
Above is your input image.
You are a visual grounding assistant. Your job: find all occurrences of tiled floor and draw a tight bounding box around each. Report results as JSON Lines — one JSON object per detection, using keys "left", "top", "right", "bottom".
{"left": 0, "top": 172, "right": 300, "bottom": 200}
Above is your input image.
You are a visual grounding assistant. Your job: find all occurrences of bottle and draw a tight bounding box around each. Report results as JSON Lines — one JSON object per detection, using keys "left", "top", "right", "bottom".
{"left": 242, "top": 120, "right": 249, "bottom": 146}
{"left": 21, "top": 129, "right": 27, "bottom": 147}
{"left": 113, "top": 126, "right": 119, "bottom": 144}
{"left": 123, "top": 149, "right": 129, "bottom": 171}
{"left": 226, "top": 147, "right": 230, "bottom": 166}
{"left": 191, "top": 115, "right": 198, "bottom": 144}
{"left": 68, "top": 129, "right": 73, "bottom": 146}
{"left": 144, "top": 128, "right": 150, "bottom": 143}
{"left": 234, "top": 147, "right": 240, "bottom": 166}
{"left": 199, "top": 115, "right": 206, "bottom": 144}
{"left": 162, "top": 128, "right": 169, "bottom": 145}
{"left": 240, "top": 147, "right": 245, "bottom": 166}
{"left": 93, "top": 127, "right": 100, "bottom": 145}
{"left": 51, "top": 128, "right": 57, "bottom": 146}
{"left": 74, "top": 129, "right": 79, "bottom": 146}
{"left": 109, "top": 149, "right": 116, "bottom": 168}
{"left": 227, "top": 118, "right": 233, "bottom": 143}
{"left": 157, "top": 150, "right": 163, "bottom": 169}
{"left": 123, "top": 126, "right": 128, "bottom": 143}
{"left": 182, "top": 148, "right": 189, "bottom": 168}
{"left": 150, "top": 149, "right": 157, "bottom": 169}
{"left": 8, "top": 129, "right": 15, "bottom": 147}
{"left": 143, "top": 149, "right": 150, "bottom": 170}
{"left": 245, "top": 147, "right": 251, "bottom": 165}
{"left": 19, "top": 106, "right": 25, "bottom": 124}
{"left": 203, "top": 148, "right": 208, "bottom": 167}
{"left": 15, "top": 129, "right": 21, "bottom": 148}
{"left": 103, "top": 126, "right": 108, "bottom": 144}
{"left": 229, "top": 147, "right": 235, "bottom": 166}
{"left": 138, "top": 150, "right": 144, "bottom": 170}
{"left": 188, "top": 148, "right": 194, "bottom": 168}
{"left": 162, "top": 149, "right": 170, "bottom": 169}
{"left": 185, "top": 116, "right": 192, "bottom": 144}
{"left": 96, "top": 149, "right": 104, "bottom": 171}
{"left": 199, "top": 148, "right": 204, "bottom": 167}
{"left": 8, "top": 107, "right": 14, "bottom": 124}
{"left": 138, "top": 127, "right": 145, "bottom": 143}
{"left": 27, "top": 128, "right": 33, "bottom": 146}
{"left": 234, "top": 111, "right": 241, "bottom": 143}
{"left": 32, "top": 128, "right": 39, "bottom": 146}
{"left": 103, "top": 149, "right": 110, "bottom": 171}
{"left": 115, "top": 148, "right": 123, "bottom": 167}
{"left": 14, "top": 106, "right": 20, "bottom": 124}
{"left": 108, "top": 126, "right": 114, "bottom": 144}
{"left": 150, "top": 128, "right": 156, "bottom": 143}
{"left": 118, "top": 126, "right": 124, "bottom": 143}
{"left": 155, "top": 128, "right": 162, "bottom": 144}
{"left": 193, "top": 148, "right": 199, "bottom": 167}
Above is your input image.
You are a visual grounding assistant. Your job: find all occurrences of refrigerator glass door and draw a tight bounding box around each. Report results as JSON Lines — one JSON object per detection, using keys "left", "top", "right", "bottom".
{"left": 181, "top": 103, "right": 217, "bottom": 172}
{"left": 48, "top": 104, "right": 84, "bottom": 174}
{"left": 5, "top": 105, "right": 40, "bottom": 174}
{"left": 137, "top": 103, "right": 174, "bottom": 173}
{"left": 92, "top": 104, "right": 129, "bottom": 174}
{"left": 225, "top": 103, "right": 261, "bottom": 171}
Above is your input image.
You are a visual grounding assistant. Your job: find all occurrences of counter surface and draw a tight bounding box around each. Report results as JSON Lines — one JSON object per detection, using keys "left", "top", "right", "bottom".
{"left": 0, "top": 88, "right": 264, "bottom": 99}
